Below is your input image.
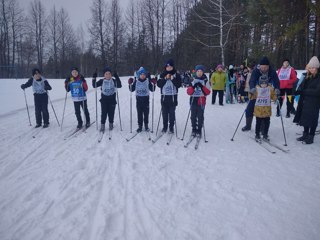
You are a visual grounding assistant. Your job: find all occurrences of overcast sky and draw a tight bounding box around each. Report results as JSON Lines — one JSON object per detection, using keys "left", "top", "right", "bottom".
{"left": 20, "top": 0, "right": 130, "bottom": 34}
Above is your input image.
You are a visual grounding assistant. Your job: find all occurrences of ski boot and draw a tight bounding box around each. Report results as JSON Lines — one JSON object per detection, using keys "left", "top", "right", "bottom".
{"left": 297, "top": 132, "right": 308, "bottom": 141}
{"left": 43, "top": 123, "right": 49, "bottom": 128}
{"left": 35, "top": 124, "right": 41, "bottom": 128}
{"left": 100, "top": 124, "right": 105, "bottom": 132}
{"left": 109, "top": 123, "right": 113, "bottom": 130}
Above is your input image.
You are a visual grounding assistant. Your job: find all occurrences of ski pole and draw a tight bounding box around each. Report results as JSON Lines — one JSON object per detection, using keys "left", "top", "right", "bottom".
{"left": 47, "top": 91, "right": 60, "bottom": 126}
{"left": 116, "top": 81, "right": 123, "bottom": 131}
{"left": 230, "top": 110, "right": 246, "bottom": 141}
{"left": 203, "top": 119, "right": 208, "bottom": 143}
{"left": 277, "top": 100, "right": 288, "bottom": 146}
{"left": 230, "top": 100, "right": 250, "bottom": 141}
{"left": 60, "top": 91, "right": 68, "bottom": 131}
{"left": 151, "top": 82, "right": 155, "bottom": 133}
{"left": 23, "top": 89, "right": 32, "bottom": 126}
{"left": 155, "top": 105, "right": 162, "bottom": 136}
{"left": 130, "top": 83, "right": 133, "bottom": 133}
{"left": 94, "top": 68, "right": 98, "bottom": 130}
{"left": 81, "top": 83, "right": 86, "bottom": 127}
{"left": 181, "top": 96, "right": 194, "bottom": 141}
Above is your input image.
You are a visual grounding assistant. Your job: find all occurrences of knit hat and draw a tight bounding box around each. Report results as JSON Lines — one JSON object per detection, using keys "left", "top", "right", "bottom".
{"left": 32, "top": 68, "right": 41, "bottom": 76}
{"left": 137, "top": 67, "right": 147, "bottom": 76}
{"left": 229, "top": 65, "right": 234, "bottom": 70}
{"left": 308, "top": 56, "right": 320, "bottom": 69}
{"left": 259, "top": 56, "right": 270, "bottom": 66}
{"left": 195, "top": 65, "right": 205, "bottom": 72}
{"left": 165, "top": 59, "right": 174, "bottom": 68}
{"left": 216, "top": 64, "right": 223, "bottom": 69}
{"left": 71, "top": 67, "right": 79, "bottom": 72}
{"left": 103, "top": 67, "right": 112, "bottom": 74}
{"left": 259, "top": 74, "right": 269, "bottom": 85}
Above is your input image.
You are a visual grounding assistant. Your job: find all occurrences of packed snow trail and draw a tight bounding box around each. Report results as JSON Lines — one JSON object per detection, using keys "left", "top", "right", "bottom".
{"left": 0, "top": 78, "right": 320, "bottom": 240}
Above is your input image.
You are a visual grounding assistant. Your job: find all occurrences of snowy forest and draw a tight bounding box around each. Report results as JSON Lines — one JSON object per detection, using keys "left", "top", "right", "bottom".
{"left": 0, "top": 0, "right": 320, "bottom": 78}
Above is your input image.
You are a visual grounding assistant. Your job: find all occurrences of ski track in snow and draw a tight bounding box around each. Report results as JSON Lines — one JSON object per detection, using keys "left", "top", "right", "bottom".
{"left": 0, "top": 78, "right": 320, "bottom": 240}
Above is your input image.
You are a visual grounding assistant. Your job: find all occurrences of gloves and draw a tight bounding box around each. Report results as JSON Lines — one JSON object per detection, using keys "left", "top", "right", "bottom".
{"left": 196, "top": 82, "right": 203, "bottom": 88}
{"left": 128, "top": 78, "right": 134, "bottom": 85}
{"left": 275, "top": 89, "right": 280, "bottom": 97}
{"left": 92, "top": 72, "right": 97, "bottom": 79}
{"left": 21, "top": 84, "right": 25, "bottom": 90}
{"left": 250, "top": 88, "right": 256, "bottom": 95}
{"left": 151, "top": 78, "right": 157, "bottom": 85}
{"left": 44, "top": 85, "right": 50, "bottom": 91}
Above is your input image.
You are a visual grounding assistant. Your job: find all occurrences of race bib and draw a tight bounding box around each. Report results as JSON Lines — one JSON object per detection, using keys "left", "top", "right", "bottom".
{"left": 255, "top": 87, "right": 271, "bottom": 107}
{"left": 163, "top": 80, "right": 177, "bottom": 95}
{"left": 278, "top": 67, "right": 291, "bottom": 80}
{"left": 102, "top": 79, "right": 115, "bottom": 96}
{"left": 70, "top": 81, "right": 86, "bottom": 102}
{"left": 136, "top": 79, "right": 149, "bottom": 97}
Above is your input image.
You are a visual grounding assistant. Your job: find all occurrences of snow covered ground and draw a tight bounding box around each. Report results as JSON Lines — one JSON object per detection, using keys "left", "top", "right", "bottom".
{"left": 0, "top": 76, "right": 319, "bottom": 240}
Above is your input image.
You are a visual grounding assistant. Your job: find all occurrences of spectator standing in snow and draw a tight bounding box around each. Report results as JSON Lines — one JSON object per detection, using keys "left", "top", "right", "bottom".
{"left": 294, "top": 56, "right": 320, "bottom": 144}
{"left": 210, "top": 64, "right": 226, "bottom": 105}
{"left": 277, "top": 59, "right": 297, "bottom": 118}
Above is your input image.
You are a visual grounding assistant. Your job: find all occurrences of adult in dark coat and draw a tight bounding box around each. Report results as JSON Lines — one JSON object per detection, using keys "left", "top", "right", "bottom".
{"left": 294, "top": 56, "right": 320, "bottom": 144}
{"left": 241, "top": 57, "right": 280, "bottom": 131}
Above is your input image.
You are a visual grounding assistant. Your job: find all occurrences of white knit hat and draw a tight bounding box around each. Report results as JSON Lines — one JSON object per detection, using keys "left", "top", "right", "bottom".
{"left": 308, "top": 56, "right": 320, "bottom": 69}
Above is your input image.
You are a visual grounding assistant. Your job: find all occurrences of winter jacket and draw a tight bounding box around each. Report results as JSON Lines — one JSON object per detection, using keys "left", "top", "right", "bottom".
{"left": 277, "top": 66, "right": 297, "bottom": 89}
{"left": 293, "top": 73, "right": 320, "bottom": 128}
{"left": 92, "top": 76, "right": 122, "bottom": 105}
{"left": 210, "top": 71, "right": 226, "bottom": 90}
{"left": 22, "top": 77, "right": 52, "bottom": 95}
{"left": 64, "top": 75, "right": 88, "bottom": 102}
{"left": 157, "top": 69, "right": 181, "bottom": 106}
{"left": 249, "top": 66, "right": 280, "bottom": 90}
{"left": 245, "top": 72, "right": 252, "bottom": 92}
{"left": 129, "top": 77, "right": 155, "bottom": 104}
{"left": 187, "top": 74, "right": 211, "bottom": 106}
{"left": 253, "top": 85, "right": 277, "bottom": 118}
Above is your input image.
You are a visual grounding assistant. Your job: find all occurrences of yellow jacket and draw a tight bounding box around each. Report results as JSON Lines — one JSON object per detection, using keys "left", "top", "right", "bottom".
{"left": 253, "top": 85, "right": 277, "bottom": 118}
{"left": 210, "top": 71, "right": 226, "bottom": 90}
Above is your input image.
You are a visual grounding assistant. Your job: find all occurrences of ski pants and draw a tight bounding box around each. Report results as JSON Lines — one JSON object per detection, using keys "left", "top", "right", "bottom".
{"left": 34, "top": 93, "right": 49, "bottom": 125}
{"left": 74, "top": 100, "right": 90, "bottom": 124}
{"left": 255, "top": 117, "right": 270, "bottom": 136}
{"left": 191, "top": 104, "right": 204, "bottom": 133}
{"left": 100, "top": 99, "right": 116, "bottom": 124}
{"left": 162, "top": 103, "right": 176, "bottom": 131}
{"left": 136, "top": 97, "right": 150, "bottom": 128}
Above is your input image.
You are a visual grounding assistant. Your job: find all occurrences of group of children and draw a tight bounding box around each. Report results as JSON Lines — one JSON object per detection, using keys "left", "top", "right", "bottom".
{"left": 21, "top": 57, "right": 291, "bottom": 142}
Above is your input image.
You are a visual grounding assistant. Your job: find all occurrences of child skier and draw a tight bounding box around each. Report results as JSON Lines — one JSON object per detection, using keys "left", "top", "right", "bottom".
{"left": 20, "top": 68, "right": 52, "bottom": 128}
{"left": 187, "top": 65, "right": 211, "bottom": 136}
{"left": 64, "top": 67, "right": 90, "bottom": 129}
{"left": 92, "top": 67, "right": 122, "bottom": 132}
{"left": 157, "top": 59, "right": 181, "bottom": 133}
{"left": 128, "top": 67, "right": 156, "bottom": 132}
{"left": 253, "top": 75, "right": 277, "bottom": 141}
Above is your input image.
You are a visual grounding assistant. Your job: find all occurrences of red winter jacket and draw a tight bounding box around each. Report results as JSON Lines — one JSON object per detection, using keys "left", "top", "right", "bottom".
{"left": 187, "top": 84, "right": 210, "bottom": 106}
{"left": 64, "top": 75, "right": 88, "bottom": 92}
{"left": 277, "top": 67, "right": 297, "bottom": 89}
